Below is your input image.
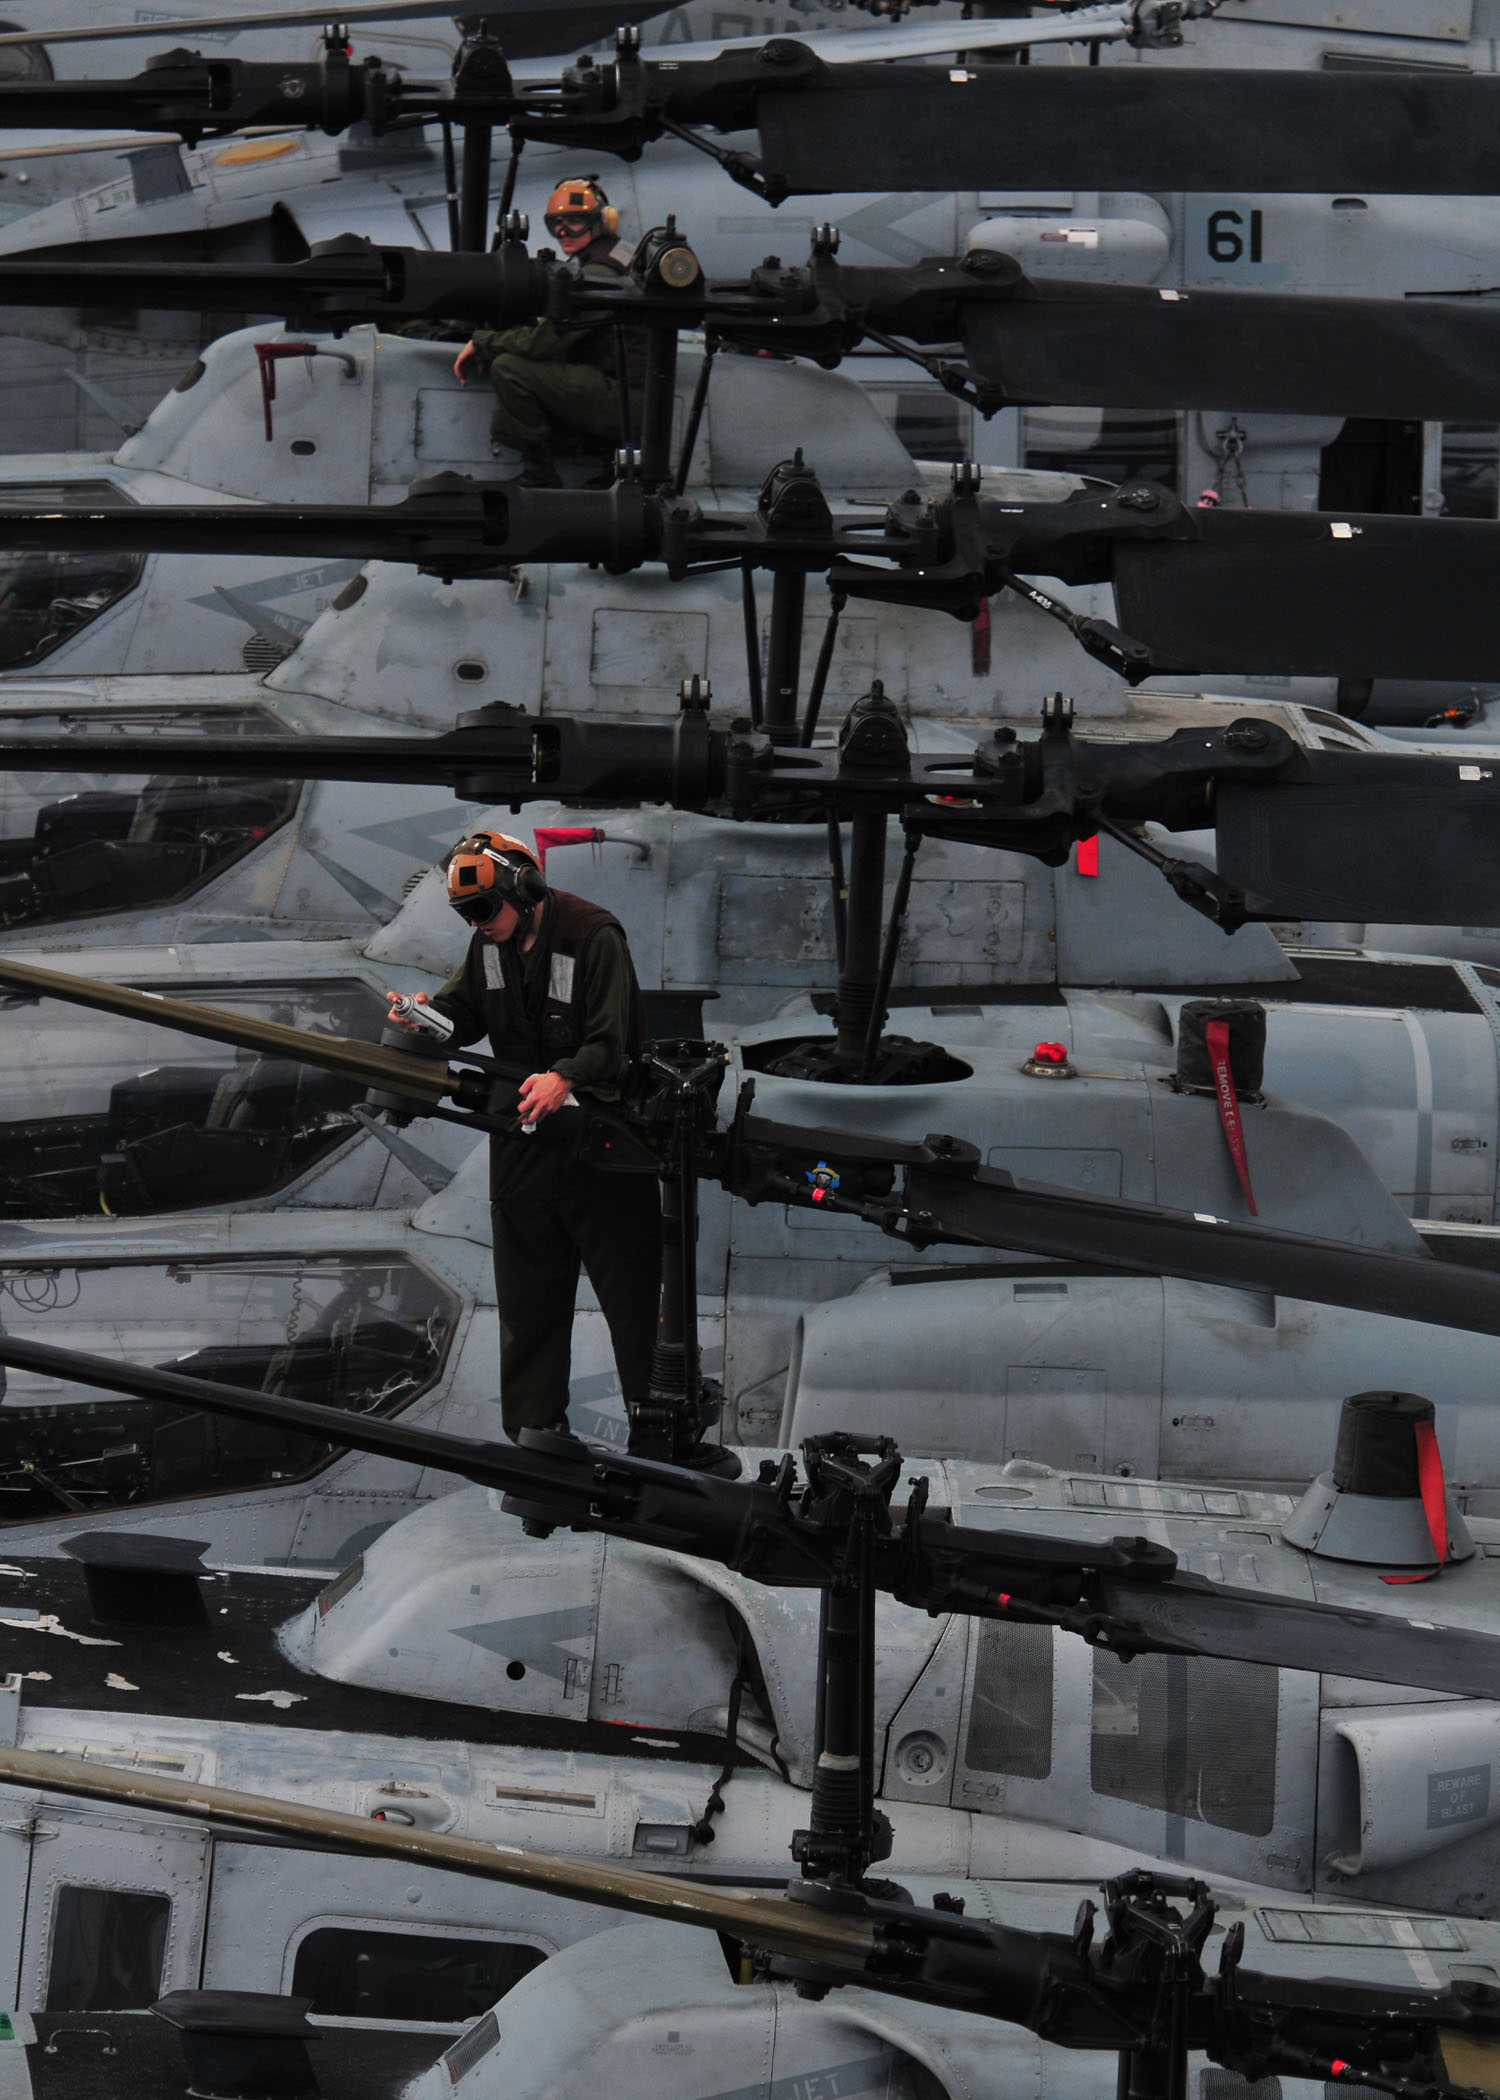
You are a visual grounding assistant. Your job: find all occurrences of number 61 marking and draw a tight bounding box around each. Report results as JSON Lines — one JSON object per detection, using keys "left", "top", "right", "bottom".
{"left": 1206, "top": 207, "right": 1265, "bottom": 264}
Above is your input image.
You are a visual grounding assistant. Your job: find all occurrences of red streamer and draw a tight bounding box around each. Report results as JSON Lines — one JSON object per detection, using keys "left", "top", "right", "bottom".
{"left": 1204, "top": 1017, "right": 1256, "bottom": 1216}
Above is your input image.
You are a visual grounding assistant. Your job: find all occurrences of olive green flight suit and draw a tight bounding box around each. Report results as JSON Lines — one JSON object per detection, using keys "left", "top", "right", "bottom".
{"left": 469, "top": 237, "right": 645, "bottom": 463}
{"left": 432, "top": 899, "right": 660, "bottom": 1437}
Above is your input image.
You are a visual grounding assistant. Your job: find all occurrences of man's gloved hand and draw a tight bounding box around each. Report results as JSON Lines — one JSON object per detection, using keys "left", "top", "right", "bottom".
{"left": 517, "top": 1070, "right": 574, "bottom": 1125}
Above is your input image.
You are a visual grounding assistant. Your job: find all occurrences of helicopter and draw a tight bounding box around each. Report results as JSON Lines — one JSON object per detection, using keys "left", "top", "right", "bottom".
{"left": 4, "top": 782, "right": 1498, "bottom": 1209}
{"left": 0, "top": 4, "right": 1487, "bottom": 541}
{"left": 8, "top": 1338, "right": 1500, "bottom": 2003}
{"left": 12, "top": 895, "right": 1500, "bottom": 1527}
{"left": 0, "top": 319, "right": 1117, "bottom": 691}
{"left": 4, "top": 180, "right": 1492, "bottom": 700}
{"left": 0, "top": 1789, "right": 1488, "bottom": 2100}
{"left": 0, "top": 4, "right": 1144, "bottom": 460}
{"left": 0, "top": 1772, "right": 1492, "bottom": 2100}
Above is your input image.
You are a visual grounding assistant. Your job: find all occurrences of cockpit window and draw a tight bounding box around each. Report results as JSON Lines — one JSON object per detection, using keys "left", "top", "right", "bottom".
{"left": 0, "top": 482, "right": 142, "bottom": 668}
{"left": 0, "top": 977, "right": 390, "bottom": 1218}
{"left": 0, "top": 1253, "right": 458, "bottom": 1517}
{"left": 0, "top": 705, "right": 295, "bottom": 929}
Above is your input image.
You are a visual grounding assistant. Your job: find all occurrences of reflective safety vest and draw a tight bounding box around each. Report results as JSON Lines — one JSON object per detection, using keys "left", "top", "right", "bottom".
{"left": 475, "top": 890, "right": 643, "bottom": 1080}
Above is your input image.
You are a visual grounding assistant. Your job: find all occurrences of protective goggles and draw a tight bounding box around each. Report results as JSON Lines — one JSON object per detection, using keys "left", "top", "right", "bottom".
{"left": 449, "top": 888, "right": 511, "bottom": 926}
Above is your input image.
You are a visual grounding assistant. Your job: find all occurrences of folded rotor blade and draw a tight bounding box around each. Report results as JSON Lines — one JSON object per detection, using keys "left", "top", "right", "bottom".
{"left": 1216, "top": 761, "right": 1500, "bottom": 926}
{"left": 0, "top": 0, "right": 671, "bottom": 52}
{"left": 895, "top": 1156, "right": 1500, "bottom": 1341}
{"left": 0, "top": 487, "right": 646, "bottom": 575}
{"left": 964, "top": 285, "right": 1500, "bottom": 423}
{"left": 1, "top": 252, "right": 1497, "bottom": 429}
{"left": 2, "top": 1328, "right": 1497, "bottom": 1700}
{"left": 1110, "top": 509, "right": 1500, "bottom": 682}
{"left": 758, "top": 67, "right": 1500, "bottom": 196}
{"left": 8, "top": 485, "right": 1500, "bottom": 684}
{"left": 1092, "top": 1573, "right": 1500, "bottom": 1701}
{"left": 0, "top": 953, "right": 452, "bottom": 1107}
{"left": 0, "top": 1746, "right": 869, "bottom": 1967}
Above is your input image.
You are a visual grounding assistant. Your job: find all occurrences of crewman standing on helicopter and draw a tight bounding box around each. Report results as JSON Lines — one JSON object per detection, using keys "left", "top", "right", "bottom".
{"left": 386, "top": 831, "right": 660, "bottom": 1440}
{"left": 453, "top": 175, "right": 644, "bottom": 486}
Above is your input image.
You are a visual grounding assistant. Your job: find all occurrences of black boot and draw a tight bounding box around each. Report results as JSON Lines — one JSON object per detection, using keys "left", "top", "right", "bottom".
{"left": 513, "top": 445, "right": 561, "bottom": 489}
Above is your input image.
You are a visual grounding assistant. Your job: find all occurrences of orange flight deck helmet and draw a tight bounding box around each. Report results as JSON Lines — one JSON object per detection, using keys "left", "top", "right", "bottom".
{"left": 445, "top": 832, "right": 547, "bottom": 926}
{"left": 542, "top": 174, "right": 618, "bottom": 255}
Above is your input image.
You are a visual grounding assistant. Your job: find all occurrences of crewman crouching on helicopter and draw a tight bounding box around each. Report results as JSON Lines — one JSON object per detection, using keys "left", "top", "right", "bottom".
{"left": 387, "top": 831, "right": 661, "bottom": 1440}
{"left": 453, "top": 175, "right": 645, "bottom": 487}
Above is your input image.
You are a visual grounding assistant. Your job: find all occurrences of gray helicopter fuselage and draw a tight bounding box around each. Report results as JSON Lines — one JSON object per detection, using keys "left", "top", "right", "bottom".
{"left": 278, "top": 1465, "right": 1500, "bottom": 1918}
{"left": 0, "top": 1533, "right": 1226, "bottom": 2030}
{"left": 7, "top": 795, "right": 1500, "bottom": 1555}
{"left": 0, "top": 1163, "right": 514, "bottom": 1563}
{"left": 783, "top": 1251, "right": 1500, "bottom": 1504}
{"left": 0, "top": 318, "right": 1139, "bottom": 712}
{"left": 406, "top": 1900, "right": 1500, "bottom": 2100}
{"left": 7, "top": 1446, "right": 1500, "bottom": 2026}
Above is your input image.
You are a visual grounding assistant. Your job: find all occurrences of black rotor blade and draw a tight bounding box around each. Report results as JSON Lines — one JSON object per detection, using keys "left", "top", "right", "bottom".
{"left": 1108, "top": 508, "right": 1500, "bottom": 683}
{"left": 891, "top": 1151, "right": 1500, "bottom": 1343}
{"left": 757, "top": 66, "right": 1500, "bottom": 196}
{"left": 2, "top": 243, "right": 1500, "bottom": 426}
{"left": 963, "top": 284, "right": 1500, "bottom": 424}
{"left": 2, "top": 710, "right": 1500, "bottom": 932}
{"left": 1217, "top": 762, "right": 1500, "bottom": 926}
{"left": 10, "top": 482, "right": 1500, "bottom": 684}
{"left": 1088, "top": 1573, "right": 1500, "bottom": 1702}
{"left": 0, "top": 484, "right": 651, "bottom": 577}
{"left": 0, "top": 249, "right": 537, "bottom": 329}
{"left": 12, "top": 50, "right": 1500, "bottom": 199}
{"left": 1, "top": 1330, "right": 1497, "bottom": 1699}
{"left": 0, "top": 729, "right": 516, "bottom": 790}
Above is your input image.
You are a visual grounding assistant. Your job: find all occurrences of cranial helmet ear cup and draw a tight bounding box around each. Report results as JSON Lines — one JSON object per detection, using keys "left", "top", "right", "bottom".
{"left": 514, "top": 862, "right": 548, "bottom": 906}
{"left": 601, "top": 204, "right": 619, "bottom": 234}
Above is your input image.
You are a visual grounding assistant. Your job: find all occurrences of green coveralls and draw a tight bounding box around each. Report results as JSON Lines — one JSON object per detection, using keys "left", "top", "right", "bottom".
{"left": 470, "top": 241, "right": 643, "bottom": 462}
{"left": 433, "top": 911, "right": 662, "bottom": 1437}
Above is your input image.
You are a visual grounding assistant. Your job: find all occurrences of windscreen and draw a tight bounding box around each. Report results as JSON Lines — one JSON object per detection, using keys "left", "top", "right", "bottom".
{"left": 0, "top": 977, "right": 390, "bottom": 1218}
{"left": 0, "top": 1252, "right": 459, "bottom": 1517}
{"left": 0, "top": 482, "right": 144, "bottom": 669}
{"left": 0, "top": 705, "right": 296, "bottom": 929}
